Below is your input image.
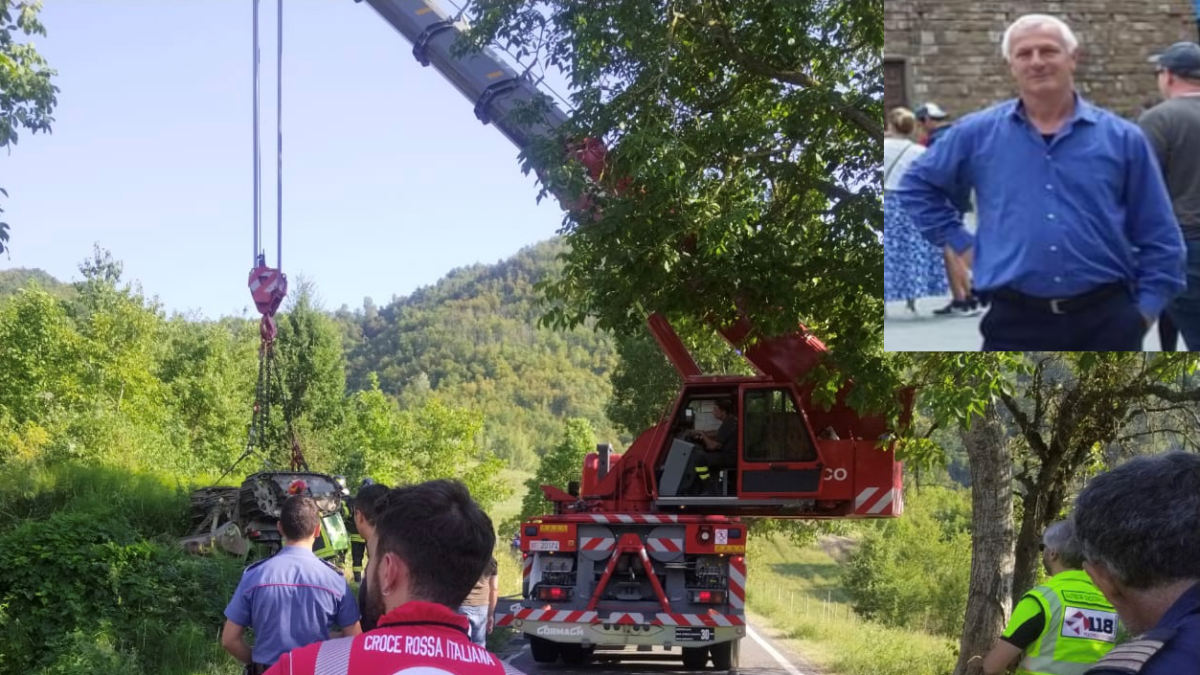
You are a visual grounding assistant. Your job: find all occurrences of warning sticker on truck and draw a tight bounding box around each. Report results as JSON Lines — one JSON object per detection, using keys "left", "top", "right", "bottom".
{"left": 529, "top": 540, "right": 560, "bottom": 551}
{"left": 675, "top": 626, "right": 716, "bottom": 642}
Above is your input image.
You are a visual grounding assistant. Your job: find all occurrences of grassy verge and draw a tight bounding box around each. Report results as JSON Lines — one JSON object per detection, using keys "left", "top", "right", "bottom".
{"left": 746, "top": 535, "right": 956, "bottom": 675}
{"left": 490, "top": 468, "right": 529, "bottom": 597}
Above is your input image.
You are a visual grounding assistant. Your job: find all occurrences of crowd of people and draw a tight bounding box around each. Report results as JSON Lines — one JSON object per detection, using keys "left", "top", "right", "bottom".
{"left": 209, "top": 462, "right": 1198, "bottom": 674}
{"left": 220, "top": 479, "right": 508, "bottom": 675}
{"left": 885, "top": 13, "right": 1200, "bottom": 350}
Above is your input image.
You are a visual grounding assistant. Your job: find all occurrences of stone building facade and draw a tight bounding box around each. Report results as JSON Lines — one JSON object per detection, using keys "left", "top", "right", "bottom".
{"left": 885, "top": 2, "right": 1198, "bottom": 120}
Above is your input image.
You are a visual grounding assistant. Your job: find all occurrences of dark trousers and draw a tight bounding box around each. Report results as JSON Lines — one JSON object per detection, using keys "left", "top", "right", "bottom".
{"left": 1167, "top": 240, "right": 1200, "bottom": 350}
{"left": 351, "top": 540, "right": 366, "bottom": 580}
{"left": 980, "top": 286, "right": 1146, "bottom": 351}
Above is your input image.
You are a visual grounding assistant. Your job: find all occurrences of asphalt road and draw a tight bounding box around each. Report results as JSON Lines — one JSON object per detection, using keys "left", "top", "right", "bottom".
{"left": 884, "top": 296, "right": 1165, "bottom": 351}
{"left": 496, "top": 615, "right": 817, "bottom": 675}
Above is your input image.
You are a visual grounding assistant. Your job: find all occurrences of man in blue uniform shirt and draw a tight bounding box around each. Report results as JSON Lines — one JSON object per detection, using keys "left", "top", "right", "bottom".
{"left": 221, "top": 495, "right": 362, "bottom": 674}
{"left": 1073, "top": 452, "right": 1200, "bottom": 674}
{"left": 896, "top": 13, "right": 1185, "bottom": 350}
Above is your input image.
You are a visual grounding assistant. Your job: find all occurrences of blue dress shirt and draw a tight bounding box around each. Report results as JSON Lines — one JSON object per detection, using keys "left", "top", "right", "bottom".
{"left": 896, "top": 94, "right": 1185, "bottom": 317}
{"left": 224, "top": 546, "right": 360, "bottom": 665}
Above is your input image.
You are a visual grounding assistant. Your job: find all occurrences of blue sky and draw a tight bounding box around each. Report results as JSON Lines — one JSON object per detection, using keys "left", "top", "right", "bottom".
{"left": 2, "top": 0, "right": 570, "bottom": 318}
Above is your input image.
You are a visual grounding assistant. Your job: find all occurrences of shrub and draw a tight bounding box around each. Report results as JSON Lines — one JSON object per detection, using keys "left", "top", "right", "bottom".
{"left": 841, "top": 485, "right": 971, "bottom": 637}
{"left": 0, "top": 460, "right": 191, "bottom": 538}
{"left": 0, "top": 484, "right": 244, "bottom": 675}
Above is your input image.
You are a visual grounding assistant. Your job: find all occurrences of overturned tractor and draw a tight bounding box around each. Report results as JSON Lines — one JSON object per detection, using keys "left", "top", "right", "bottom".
{"left": 181, "top": 471, "right": 350, "bottom": 561}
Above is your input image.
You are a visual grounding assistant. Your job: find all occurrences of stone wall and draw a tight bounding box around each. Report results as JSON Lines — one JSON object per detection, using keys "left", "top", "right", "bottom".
{"left": 884, "top": 1, "right": 1198, "bottom": 120}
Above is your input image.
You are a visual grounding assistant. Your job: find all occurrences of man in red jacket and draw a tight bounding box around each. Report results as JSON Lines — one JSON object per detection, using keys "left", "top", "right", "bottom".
{"left": 266, "top": 479, "right": 513, "bottom": 675}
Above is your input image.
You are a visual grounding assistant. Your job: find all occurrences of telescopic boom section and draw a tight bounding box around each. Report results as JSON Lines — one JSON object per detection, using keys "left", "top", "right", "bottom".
{"left": 360, "top": 0, "right": 831, "bottom": 376}
{"left": 360, "top": 0, "right": 568, "bottom": 149}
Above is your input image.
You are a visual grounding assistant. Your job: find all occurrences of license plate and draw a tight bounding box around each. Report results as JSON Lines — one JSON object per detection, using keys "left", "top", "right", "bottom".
{"left": 675, "top": 626, "right": 716, "bottom": 642}
{"left": 529, "top": 540, "right": 560, "bottom": 551}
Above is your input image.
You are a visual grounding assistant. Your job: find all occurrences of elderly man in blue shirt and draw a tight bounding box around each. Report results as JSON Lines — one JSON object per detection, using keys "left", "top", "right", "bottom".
{"left": 896, "top": 13, "right": 1186, "bottom": 350}
{"left": 221, "top": 494, "right": 362, "bottom": 674}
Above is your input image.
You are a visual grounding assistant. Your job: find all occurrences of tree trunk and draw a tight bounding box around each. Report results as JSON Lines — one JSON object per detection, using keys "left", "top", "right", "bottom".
{"left": 953, "top": 402, "right": 1016, "bottom": 675}
{"left": 1012, "top": 478, "right": 1050, "bottom": 602}
{"left": 1012, "top": 474, "right": 1071, "bottom": 603}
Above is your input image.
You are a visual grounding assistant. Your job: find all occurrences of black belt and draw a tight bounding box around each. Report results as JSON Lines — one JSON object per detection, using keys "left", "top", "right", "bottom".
{"left": 987, "top": 282, "right": 1127, "bottom": 315}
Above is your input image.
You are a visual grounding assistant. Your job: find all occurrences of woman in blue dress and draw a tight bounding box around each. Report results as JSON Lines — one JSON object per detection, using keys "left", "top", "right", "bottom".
{"left": 884, "top": 107, "right": 948, "bottom": 311}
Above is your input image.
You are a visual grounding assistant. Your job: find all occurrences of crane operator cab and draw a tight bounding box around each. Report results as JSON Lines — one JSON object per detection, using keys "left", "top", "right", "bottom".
{"left": 658, "top": 385, "right": 820, "bottom": 501}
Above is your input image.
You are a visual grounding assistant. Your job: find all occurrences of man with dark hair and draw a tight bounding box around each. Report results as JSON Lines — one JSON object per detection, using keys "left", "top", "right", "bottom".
{"left": 347, "top": 478, "right": 374, "bottom": 583}
{"left": 352, "top": 481, "right": 391, "bottom": 631}
{"left": 1074, "top": 452, "right": 1200, "bottom": 674}
{"left": 222, "top": 496, "right": 362, "bottom": 674}
{"left": 266, "top": 479, "right": 505, "bottom": 675}
{"left": 982, "top": 520, "right": 1118, "bottom": 674}
{"left": 457, "top": 556, "right": 499, "bottom": 647}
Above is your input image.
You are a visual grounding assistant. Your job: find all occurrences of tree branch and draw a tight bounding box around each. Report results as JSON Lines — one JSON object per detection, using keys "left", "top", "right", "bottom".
{"left": 1137, "top": 383, "right": 1200, "bottom": 403}
{"left": 998, "top": 388, "right": 1051, "bottom": 461}
{"left": 701, "top": 1, "right": 883, "bottom": 140}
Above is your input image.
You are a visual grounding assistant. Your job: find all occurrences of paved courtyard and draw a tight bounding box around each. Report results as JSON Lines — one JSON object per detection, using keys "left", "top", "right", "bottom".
{"left": 884, "top": 295, "right": 1166, "bottom": 352}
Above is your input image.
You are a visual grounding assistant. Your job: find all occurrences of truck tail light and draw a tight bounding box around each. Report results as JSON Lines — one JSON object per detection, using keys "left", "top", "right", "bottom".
{"left": 690, "top": 590, "right": 727, "bottom": 604}
{"left": 537, "top": 585, "right": 572, "bottom": 601}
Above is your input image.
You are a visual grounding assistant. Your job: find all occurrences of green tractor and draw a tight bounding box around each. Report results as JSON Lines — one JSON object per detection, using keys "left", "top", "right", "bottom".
{"left": 182, "top": 471, "right": 351, "bottom": 567}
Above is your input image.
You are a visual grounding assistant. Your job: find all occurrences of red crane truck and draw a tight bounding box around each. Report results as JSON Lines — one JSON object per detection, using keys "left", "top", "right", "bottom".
{"left": 356, "top": 0, "right": 906, "bottom": 669}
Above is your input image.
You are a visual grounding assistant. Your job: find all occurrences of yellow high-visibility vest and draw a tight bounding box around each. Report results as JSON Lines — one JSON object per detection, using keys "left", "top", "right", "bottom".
{"left": 1015, "top": 570, "right": 1119, "bottom": 675}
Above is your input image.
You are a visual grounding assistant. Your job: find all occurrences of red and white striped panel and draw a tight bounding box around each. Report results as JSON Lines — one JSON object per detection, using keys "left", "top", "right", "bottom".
{"left": 587, "top": 514, "right": 681, "bottom": 524}
{"left": 854, "top": 486, "right": 898, "bottom": 515}
{"left": 653, "top": 613, "right": 745, "bottom": 627}
{"left": 580, "top": 536, "right": 616, "bottom": 551}
{"left": 728, "top": 558, "right": 746, "bottom": 610}
{"left": 496, "top": 608, "right": 599, "bottom": 626}
{"left": 647, "top": 537, "right": 684, "bottom": 553}
{"left": 522, "top": 555, "right": 533, "bottom": 579}
{"left": 604, "top": 612, "right": 646, "bottom": 625}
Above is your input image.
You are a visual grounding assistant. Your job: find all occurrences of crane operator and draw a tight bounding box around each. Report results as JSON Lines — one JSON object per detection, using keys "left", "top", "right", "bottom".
{"left": 683, "top": 397, "right": 738, "bottom": 495}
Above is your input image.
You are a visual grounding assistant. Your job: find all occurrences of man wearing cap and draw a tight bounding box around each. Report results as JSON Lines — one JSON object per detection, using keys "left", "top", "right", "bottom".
{"left": 916, "top": 102, "right": 953, "bottom": 147}
{"left": 896, "top": 13, "right": 1185, "bottom": 350}
{"left": 1139, "top": 42, "right": 1200, "bottom": 350}
{"left": 914, "top": 102, "right": 984, "bottom": 318}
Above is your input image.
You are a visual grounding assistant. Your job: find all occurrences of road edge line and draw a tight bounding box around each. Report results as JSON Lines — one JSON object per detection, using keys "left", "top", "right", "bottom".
{"left": 746, "top": 625, "right": 807, "bottom": 675}
{"left": 503, "top": 645, "right": 529, "bottom": 665}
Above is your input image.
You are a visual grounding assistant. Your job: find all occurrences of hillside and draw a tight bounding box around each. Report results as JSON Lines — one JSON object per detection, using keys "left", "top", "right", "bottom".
{"left": 0, "top": 244, "right": 622, "bottom": 471}
{"left": 0, "top": 267, "right": 74, "bottom": 301}
{"left": 333, "top": 238, "right": 621, "bottom": 469}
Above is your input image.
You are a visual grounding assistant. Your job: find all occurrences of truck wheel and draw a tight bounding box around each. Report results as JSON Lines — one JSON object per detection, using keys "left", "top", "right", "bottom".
{"left": 529, "top": 636, "right": 560, "bottom": 663}
{"left": 710, "top": 639, "right": 741, "bottom": 670}
{"left": 560, "top": 644, "right": 593, "bottom": 665}
{"left": 682, "top": 646, "right": 709, "bottom": 669}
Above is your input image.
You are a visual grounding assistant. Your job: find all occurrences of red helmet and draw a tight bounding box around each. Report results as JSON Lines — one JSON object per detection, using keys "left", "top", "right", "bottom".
{"left": 287, "top": 479, "right": 308, "bottom": 495}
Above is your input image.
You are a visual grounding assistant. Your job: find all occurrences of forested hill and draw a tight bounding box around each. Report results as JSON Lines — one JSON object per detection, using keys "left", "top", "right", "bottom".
{"left": 1, "top": 241, "right": 622, "bottom": 471}
{"left": 333, "top": 238, "right": 621, "bottom": 469}
{"left": 0, "top": 268, "right": 74, "bottom": 301}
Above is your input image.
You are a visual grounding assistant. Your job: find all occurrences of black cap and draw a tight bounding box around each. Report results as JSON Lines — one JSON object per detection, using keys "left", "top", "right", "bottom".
{"left": 1150, "top": 42, "right": 1200, "bottom": 79}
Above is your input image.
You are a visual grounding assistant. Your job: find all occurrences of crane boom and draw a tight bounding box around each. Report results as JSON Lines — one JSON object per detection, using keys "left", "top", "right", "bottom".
{"left": 360, "top": 0, "right": 569, "bottom": 150}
